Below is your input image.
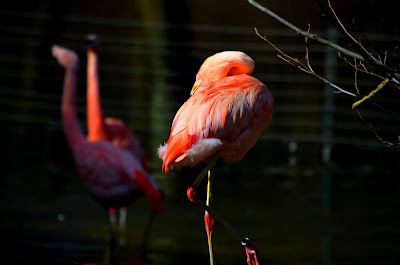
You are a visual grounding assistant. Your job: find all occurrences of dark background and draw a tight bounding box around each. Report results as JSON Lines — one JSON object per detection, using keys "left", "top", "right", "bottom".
{"left": 1, "top": 1, "right": 400, "bottom": 264}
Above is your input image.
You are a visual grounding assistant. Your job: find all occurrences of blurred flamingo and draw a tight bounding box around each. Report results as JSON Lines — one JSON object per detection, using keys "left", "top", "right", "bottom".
{"left": 83, "top": 34, "right": 153, "bottom": 233}
{"left": 84, "top": 34, "right": 149, "bottom": 172}
{"left": 51, "top": 43, "right": 164, "bottom": 246}
{"left": 158, "top": 51, "right": 273, "bottom": 265}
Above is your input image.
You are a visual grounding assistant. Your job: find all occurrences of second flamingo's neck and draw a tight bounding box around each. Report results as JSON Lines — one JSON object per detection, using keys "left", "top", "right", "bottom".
{"left": 87, "top": 49, "right": 107, "bottom": 142}
{"left": 62, "top": 67, "right": 86, "bottom": 149}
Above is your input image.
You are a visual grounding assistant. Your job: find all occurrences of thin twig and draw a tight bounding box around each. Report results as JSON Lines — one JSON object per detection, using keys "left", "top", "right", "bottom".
{"left": 255, "top": 28, "right": 358, "bottom": 98}
{"left": 354, "top": 108, "right": 395, "bottom": 146}
{"left": 248, "top": 0, "right": 400, "bottom": 84}
{"left": 352, "top": 78, "right": 389, "bottom": 109}
{"left": 248, "top": 0, "right": 364, "bottom": 61}
{"left": 304, "top": 24, "right": 313, "bottom": 72}
{"left": 324, "top": 0, "right": 400, "bottom": 84}
{"left": 353, "top": 58, "right": 360, "bottom": 94}
{"left": 338, "top": 53, "right": 400, "bottom": 90}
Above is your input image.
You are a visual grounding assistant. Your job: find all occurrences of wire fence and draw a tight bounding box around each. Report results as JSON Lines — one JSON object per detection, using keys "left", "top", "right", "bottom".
{"left": 1, "top": 8, "right": 400, "bottom": 159}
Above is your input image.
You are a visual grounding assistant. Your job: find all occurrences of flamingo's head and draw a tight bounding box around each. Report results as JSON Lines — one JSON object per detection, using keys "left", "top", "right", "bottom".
{"left": 191, "top": 51, "right": 255, "bottom": 95}
{"left": 51, "top": 45, "right": 79, "bottom": 70}
{"left": 83, "top": 33, "right": 100, "bottom": 53}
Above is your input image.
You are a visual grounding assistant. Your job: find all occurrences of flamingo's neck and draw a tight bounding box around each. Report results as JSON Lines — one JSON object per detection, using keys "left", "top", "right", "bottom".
{"left": 61, "top": 67, "right": 86, "bottom": 149}
{"left": 86, "top": 50, "right": 107, "bottom": 142}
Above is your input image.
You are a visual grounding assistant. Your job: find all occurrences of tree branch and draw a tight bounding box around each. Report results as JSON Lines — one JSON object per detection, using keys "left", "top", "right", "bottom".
{"left": 247, "top": 0, "right": 400, "bottom": 84}
{"left": 319, "top": 0, "right": 400, "bottom": 83}
{"left": 247, "top": 0, "right": 364, "bottom": 61}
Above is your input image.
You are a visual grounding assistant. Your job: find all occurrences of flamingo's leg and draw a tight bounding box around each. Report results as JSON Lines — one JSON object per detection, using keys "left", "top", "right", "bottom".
{"left": 190, "top": 154, "right": 220, "bottom": 190}
{"left": 205, "top": 169, "right": 214, "bottom": 265}
{"left": 108, "top": 207, "right": 117, "bottom": 244}
{"left": 139, "top": 210, "right": 156, "bottom": 249}
{"left": 117, "top": 207, "right": 128, "bottom": 245}
{"left": 119, "top": 206, "right": 127, "bottom": 229}
{"left": 108, "top": 207, "right": 117, "bottom": 231}
{"left": 186, "top": 154, "right": 261, "bottom": 265}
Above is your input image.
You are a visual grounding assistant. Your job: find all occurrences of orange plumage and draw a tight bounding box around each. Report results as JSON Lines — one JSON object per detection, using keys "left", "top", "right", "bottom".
{"left": 158, "top": 51, "right": 273, "bottom": 172}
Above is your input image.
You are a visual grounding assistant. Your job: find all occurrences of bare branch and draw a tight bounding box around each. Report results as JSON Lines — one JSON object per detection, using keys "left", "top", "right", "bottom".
{"left": 250, "top": 0, "right": 400, "bottom": 145}
{"left": 338, "top": 53, "right": 400, "bottom": 90}
{"left": 248, "top": 0, "right": 400, "bottom": 84}
{"left": 353, "top": 58, "right": 360, "bottom": 94}
{"left": 254, "top": 28, "right": 358, "bottom": 98}
{"left": 304, "top": 24, "right": 314, "bottom": 72}
{"left": 354, "top": 108, "right": 395, "bottom": 147}
{"left": 248, "top": 0, "right": 364, "bottom": 61}
{"left": 254, "top": 27, "right": 400, "bottom": 144}
{"left": 321, "top": 0, "right": 400, "bottom": 84}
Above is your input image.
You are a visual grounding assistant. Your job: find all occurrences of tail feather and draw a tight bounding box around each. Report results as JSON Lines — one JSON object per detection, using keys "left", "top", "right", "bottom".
{"left": 162, "top": 129, "right": 196, "bottom": 172}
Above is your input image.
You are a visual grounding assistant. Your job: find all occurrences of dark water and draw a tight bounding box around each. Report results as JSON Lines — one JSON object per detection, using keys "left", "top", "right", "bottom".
{"left": 2, "top": 1, "right": 400, "bottom": 265}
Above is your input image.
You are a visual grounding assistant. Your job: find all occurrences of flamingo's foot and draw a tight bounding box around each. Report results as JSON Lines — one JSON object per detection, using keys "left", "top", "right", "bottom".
{"left": 244, "top": 241, "right": 260, "bottom": 265}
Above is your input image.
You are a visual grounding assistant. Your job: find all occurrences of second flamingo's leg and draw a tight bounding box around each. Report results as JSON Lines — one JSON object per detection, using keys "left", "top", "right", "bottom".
{"left": 119, "top": 206, "right": 127, "bottom": 229}
{"left": 108, "top": 207, "right": 117, "bottom": 231}
{"left": 118, "top": 207, "right": 128, "bottom": 245}
{"left": 107, "top": 207, "right": 117, "bottom": 244}
{"left": 139, "top": 210, "right": 156, "bottom": 249}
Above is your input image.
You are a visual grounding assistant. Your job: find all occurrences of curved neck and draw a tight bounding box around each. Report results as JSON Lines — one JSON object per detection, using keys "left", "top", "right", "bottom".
{"left": 86, "top": 50, "right": 107, "bottom": 141}
{"left": 194, "top": 52, "right": 255, "bottom": 93}
{"left": 226, "top": 59, "right": 254, "bottom": 76}
{"left": 61, "top": 67, "right": 86, "bottom": 149}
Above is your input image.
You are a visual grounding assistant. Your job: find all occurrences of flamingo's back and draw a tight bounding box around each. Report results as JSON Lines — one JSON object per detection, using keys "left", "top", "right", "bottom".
{"left": 104, "top": 117, "right": 149, "bottom": 171}
{"left": 159, "top": 74, "right": 273, "bottom": 172}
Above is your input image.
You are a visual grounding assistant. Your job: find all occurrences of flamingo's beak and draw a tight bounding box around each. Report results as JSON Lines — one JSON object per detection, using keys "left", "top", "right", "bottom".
{"left": 190, "top": 81, "right": 200, "bottom": 96}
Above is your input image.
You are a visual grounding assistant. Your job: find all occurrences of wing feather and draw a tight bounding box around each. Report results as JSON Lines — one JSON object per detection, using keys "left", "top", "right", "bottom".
{"left": 159, "top": 74, "right": 273, "bottom": 171}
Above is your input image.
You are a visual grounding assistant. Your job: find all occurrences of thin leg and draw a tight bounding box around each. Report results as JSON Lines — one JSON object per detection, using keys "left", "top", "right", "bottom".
{"left": 192, "top": 185, "right": 261, "bottom": 265}
{"left": 195, "top": 195, "right": 249, "bottom": 243}
{"left": 104, "top": 235, "right": 116, "bottom": 265}
{"left": 190, "top": 154, "right": 221, "bottom": 190}
{"left": 109, "top": 207, "right": 117, "bottom": 230}
{"left": 118, "top": 207, "right": 127, "bottom": 246}
{"left": 119, "top": 207, "right": 127, "bottom": 229}
{"left": 205, "top": 169, "right": 214, "bottom": 265}
{"left": 134, "top": 210, "right": 156, "bottom": 264}
{"left": 186, "top": 154, "right": 261, "bottom": 265}
{"left": 107, "top": 207, "right": 117, "bottom": 245}
{"left": 140, "top": 210, "right": 156, "bottom": 248}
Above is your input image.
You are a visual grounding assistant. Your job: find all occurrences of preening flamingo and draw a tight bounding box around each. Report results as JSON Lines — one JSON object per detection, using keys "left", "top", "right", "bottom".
{"left": 51, "top": 43, "right": 164, "bottom": 245}
{"left": 158, "top": 51, "right": 273, "bottom": 265}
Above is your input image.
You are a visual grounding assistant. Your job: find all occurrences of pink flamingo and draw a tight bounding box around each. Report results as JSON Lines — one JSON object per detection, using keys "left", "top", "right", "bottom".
{"left": 158, "top": 51, "right": 273, "bottom": 265}
{"left": 83, "top": 34, "right": 152, "bottom": 232}
{"left": 51, "top": 43, "right": 164, "bottom": 244}
{"left": 84, "top": 34, "right": 149, "bottom": 172}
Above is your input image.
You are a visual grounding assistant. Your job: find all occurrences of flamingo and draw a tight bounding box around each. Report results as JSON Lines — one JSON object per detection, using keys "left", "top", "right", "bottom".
{"left": 51, "top": 43, "right": 164, "bottom": 245}
{"left": 158, "top": 51, "right": 273, "bottom": 265}
{"left": 84, "top": 34, "right": 149, "bottom": 172}
{"left": 83, "top": 34, "right": 152, "bottom": 232}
